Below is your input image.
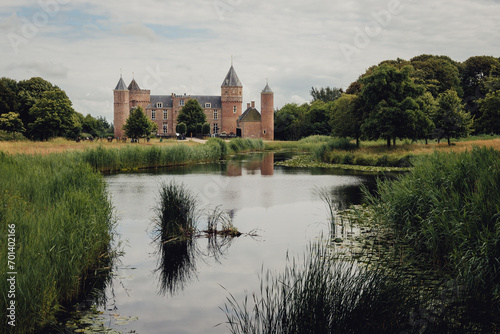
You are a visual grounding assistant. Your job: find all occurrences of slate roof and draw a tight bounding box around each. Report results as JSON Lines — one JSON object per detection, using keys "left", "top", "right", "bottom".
{"left": 262, "top": 82, "right": 273, "bottom": 93}
{"left": 149, "top": 95, "right": 222, "bottom": 109}
{"left": 114, "top": 76, "right": 127, "bottom": 90}
{"left": 239, "top": 107, "right": 261, "bottom": 122}
{"left": 221, "top": 65, "right": 242, "bottom": 87}
{"left": 128, "top": 79, "right": 141, "bottom": 91}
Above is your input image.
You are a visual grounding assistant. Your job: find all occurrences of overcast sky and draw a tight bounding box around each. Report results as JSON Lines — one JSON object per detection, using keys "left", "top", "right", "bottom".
{"left": 1, "top": 0, "right": 499, "bottom": 122}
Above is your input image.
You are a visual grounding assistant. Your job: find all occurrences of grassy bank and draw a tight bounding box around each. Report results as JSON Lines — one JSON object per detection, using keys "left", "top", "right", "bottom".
{"left": 362, "top": 147, "right": 500, "bottom": 330}
{"left": 0, "top": 153, "right": 114, "bottom": 333}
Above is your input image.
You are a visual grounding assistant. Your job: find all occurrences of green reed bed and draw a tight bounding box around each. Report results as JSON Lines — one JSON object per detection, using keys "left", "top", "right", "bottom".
{"left": 221, "top": 243, "right": 416, "bottom": 334}
{"left": 77, "top": 138, "right": 265, "bottom": 172}
{"left": 363, "top": 147, "right": 500, "bottom": 325}
{"left": 0, "top": 152, "right": 114, "bottom": 333}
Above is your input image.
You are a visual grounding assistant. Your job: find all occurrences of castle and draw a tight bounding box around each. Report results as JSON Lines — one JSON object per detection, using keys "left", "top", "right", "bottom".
{"left": 113, "top": 64, "right": 274, "bottom": 140}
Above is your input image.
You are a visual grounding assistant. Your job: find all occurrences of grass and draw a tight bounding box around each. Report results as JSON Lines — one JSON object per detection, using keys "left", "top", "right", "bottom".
{"left": 221, "top": 243, "right": 416, "bottom": 333}
{"left": 362, "top": 146, "right": 500, "bottom": 328}
{"left": 0, "top": 152, "right": 114, "bottom": 333}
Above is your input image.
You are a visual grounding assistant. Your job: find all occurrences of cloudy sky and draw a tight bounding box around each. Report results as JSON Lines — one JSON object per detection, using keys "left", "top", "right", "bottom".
{"left": 1, "top": 0, "right": 499, "bottom": 122}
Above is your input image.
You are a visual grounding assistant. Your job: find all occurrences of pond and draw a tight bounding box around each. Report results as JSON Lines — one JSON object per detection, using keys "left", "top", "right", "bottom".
{"left": 94, "top": 152, "right": 381, "bottom": 333}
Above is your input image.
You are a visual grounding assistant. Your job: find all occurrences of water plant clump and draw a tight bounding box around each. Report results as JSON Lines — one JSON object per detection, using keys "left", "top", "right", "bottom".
{"left": 221, "top": 243, "right": 416, "bottom": 333}
{"left": 153, "top": 181, "right": 198, "bottom": 243}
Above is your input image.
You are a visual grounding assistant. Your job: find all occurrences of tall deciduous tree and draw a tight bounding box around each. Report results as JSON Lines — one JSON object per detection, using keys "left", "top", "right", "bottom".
{"left": 176, "top": 99, "right": 206, "bottom": 137}
{"left": 28, "top": 89, "right": 81, "bottom": 140}
{"left": 123, "top": 106, "right": 158, "bottom": 140}
{"left": 17, "top": 77, "right": 58, "bottom": 131}
{"left": 0, "top": 112, "right": 25, "bottom": 135}
{"left": 329, "top": 94, "right": 363, "bottom": 146}
{"left": 359, "top": 64, "right": 426, "bottom": 146}
{"left": 476, "top": 90, "right": 500, "bottom": 134}
{"left": 434, "top": 89, "right": 473, "bottom": 145}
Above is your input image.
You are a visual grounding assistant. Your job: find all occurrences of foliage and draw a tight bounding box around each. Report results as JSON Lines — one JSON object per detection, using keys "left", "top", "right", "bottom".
{"left": 359, "top": 64, "right": 428, "bottom": 146}
{"left": 202, "top": 122, "right": 210, "bottom": 135}
{"left": 177, "top": 99, "right": 206, "bottom": 136}
{"left": 0, "top": 112, "right": 25, "bottom": 134}
{"left": 123, "top": 106, "right": 157, "bottom": 140}
{"left": 329, "top": 94, "right": 363, "bottom": 145}
{"left": 310, "top": 86, "right": 343, "bottom": 102}
{"left": 0, "top": 153, "right": 114, "bottom": 333}
{"left": 27, "top": 89, "right": 82, "bottom": 140}
{"left": 176, "top": 122, "right": 187, "bottom": 135}
{"left": 81, "top": 114, "right": 113, "bottom": 137}
{"left": 0, "top": 129, "right": 26, "bottom": 141}
{"left": 363, "top": 147, "right": 500, "bottom": 315}
{"left": 476, "top": 90, "right": 500, "bottom": 134}
{"left": 433, "top": 89, "right": 473, "bottom": 145}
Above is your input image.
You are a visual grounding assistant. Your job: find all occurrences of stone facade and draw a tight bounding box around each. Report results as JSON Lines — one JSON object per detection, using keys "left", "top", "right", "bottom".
{"left": 113, "top": 65, "right": 274, "bottom": 140}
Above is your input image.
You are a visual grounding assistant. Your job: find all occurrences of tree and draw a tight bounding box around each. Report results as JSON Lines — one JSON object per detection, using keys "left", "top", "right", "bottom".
{"left": 476, "top": 90, "right": 500, "bottom": 134}
{"left": 17, "top": 77, "right": 58, "bottom": 132}
{"left": 28, "top": 89, "right": 81, "bottom": 140}
{"left": 329, "top": 94, "right": 363, "bottom": 146}
{"left": 310, "top": 87, "right": 343, "bottom": 103}
{"left": 358, "top": 64, "right": 426, "bottom": 146}
{"left": 410, "top": 55, "right": 462, "bottom": 98}
{"left": 123, "top": 106, "right": 158, "bottom": 140}
{"left": 176, "top": 99, "right": 206, "bottom": 137}
{"left": 0, "top": 78, "right": 19, "bottom": 114}
{"left": 433, "top": 89, "right": 473, "bottom": 145}
{"left": 0, "top": 112, "right": 25, "bottom": 136}
{"left": 273, "top": 103, "right": 308, "bottom": 140}
{"left": 176, "top": 122, "right": 187, "bottom": 135}
{"left": 202, "top": 122, "right": 210, "bottom": 136}
{"left": 303, "top": 100, "right": 333, "bottom": 137}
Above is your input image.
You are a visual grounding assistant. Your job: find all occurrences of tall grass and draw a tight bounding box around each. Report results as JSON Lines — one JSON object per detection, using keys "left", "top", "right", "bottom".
{"left": 364, "top": 147, "right": 500, "bottom": 315}
{"left": 0, "top": 152, "right": 114, "bottom": 333}
{"left": 221, "top": 243, "right": 416, "bottom": 333}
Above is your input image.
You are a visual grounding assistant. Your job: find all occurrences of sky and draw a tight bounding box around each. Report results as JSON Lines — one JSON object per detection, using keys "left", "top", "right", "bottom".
{"left": 1, "top": 0, "right": 499, "bottom": 122}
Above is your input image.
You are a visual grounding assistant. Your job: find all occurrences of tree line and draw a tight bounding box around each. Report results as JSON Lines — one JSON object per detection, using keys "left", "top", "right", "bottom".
{"left": 0, "top": 77, "right": 113, "bottom": 141}
{"left": 275, "top": 55, "right": 500, "bottom": 146}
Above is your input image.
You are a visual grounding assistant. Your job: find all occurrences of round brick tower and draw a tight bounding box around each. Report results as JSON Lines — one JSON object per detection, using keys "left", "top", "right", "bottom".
{"left": 113, "top": 75, "right": 129, "bottom": 139}
{"left": 127, "top": 79, "right": 151, "bottom": 111}
{"left": 220, "top": 65, "right": 243, "bottom": 135}
{"left": 261, "top": 82, "right": 274, "bottom": 140}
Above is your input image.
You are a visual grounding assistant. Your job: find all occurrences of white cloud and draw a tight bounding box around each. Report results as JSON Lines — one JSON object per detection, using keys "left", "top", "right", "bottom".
{"left": 0, "top": 0, "right": 499, "bottom": 122}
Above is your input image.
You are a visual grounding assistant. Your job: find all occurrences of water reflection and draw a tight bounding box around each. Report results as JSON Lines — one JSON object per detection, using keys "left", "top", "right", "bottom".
{"left": 156, "top": 240, "right": 197, "bottom": 296}
{"left": 225, "top": 152, "right": 274, "bottom": 176}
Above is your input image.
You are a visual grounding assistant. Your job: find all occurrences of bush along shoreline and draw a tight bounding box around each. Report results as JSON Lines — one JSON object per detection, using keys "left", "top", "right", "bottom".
{"left": 0, "top": 152, "right": 115, "bottom": 333}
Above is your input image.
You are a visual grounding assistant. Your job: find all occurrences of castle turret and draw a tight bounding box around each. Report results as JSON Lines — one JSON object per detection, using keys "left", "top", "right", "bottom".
{"left": 261, "top": 82, "right": 274, "bottom": 140}
{"left": 220, "top": 64, "right": 243, "bottom": 135}
{"left": 127, "top": 79, "right": 150, "bottom": 111}
{"left": 113, "top": 75, "right": 129, "bottom": 138}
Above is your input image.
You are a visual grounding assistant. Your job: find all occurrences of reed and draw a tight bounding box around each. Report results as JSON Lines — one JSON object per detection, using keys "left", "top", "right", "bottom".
{"left": 363, "top": 146, "right": 500, "bottom": 315}
{"left": 0, "top": 152, "right": 114, "bottom": 333}
{"left": 152, "top": 181, "right": 198, "bottom": 243}
{"left": 221, "top": 243, "right": 415, "bottom": 333}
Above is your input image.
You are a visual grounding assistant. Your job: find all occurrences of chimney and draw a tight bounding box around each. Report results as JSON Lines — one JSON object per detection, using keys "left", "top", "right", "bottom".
{"left": 251, "top": 101, "right": 255, "bottom": 108}
{"left": 247, "top": 103, "right": 251, "bottom": 108}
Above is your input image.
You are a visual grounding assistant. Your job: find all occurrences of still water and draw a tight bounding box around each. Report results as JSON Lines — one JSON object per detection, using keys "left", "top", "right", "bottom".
{"left": 100, "top": 152, "right": 379, "bottom": 333}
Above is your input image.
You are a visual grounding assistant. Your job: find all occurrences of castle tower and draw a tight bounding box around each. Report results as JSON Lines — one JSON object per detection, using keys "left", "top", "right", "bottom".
{"left": 261, "top": 81, "right": 274, "bottom": 140}
{"left": 127, "top": 78, "right": 150, "bottom": 111}
{"left": 113, "top": 75, "right": 129, "bottom": 138}
{"left": 220, "top": 64, "right": 243, "bottom": 135}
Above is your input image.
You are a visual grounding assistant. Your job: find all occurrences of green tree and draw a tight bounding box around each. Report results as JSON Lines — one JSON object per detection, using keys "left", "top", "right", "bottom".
{"left": 176, "top": 99, "right": 206, "bottom": 137}
{"left": 0, "top": 78, "right": 19, "bottom": 114}
{"left": 434, "top": 89, "right": 473, "bottom": 145}
{"left": 0, "top": 112, "right": 25, "bottom": 135}
{"left": 176, "top": 122, "right": 187, "bottom": 135}
{"left": 476, "top": 90, "right": 500, "bottom": 134}
{"left": 123, "top": 106, "right": 158, "bottom": 140}
{"left": 359, "top": 64, "right": 426, "bottom": 146}
{"left": 303, "top": 100, "right": 333, "bottom": 137}
{"left": 28, "top": 89, "right": 81, "bottom": 140}
{"left": 17, "top": 77, "right": 58, "bottom": 132}
{"left": 329, "top": 94, "right": 363, "bottom": 146}
{"left": 202, "top": 122, "right": 210, "bottom": 136}
{"left": 310, "top": 87, "right": 343, "bottom": 103}
{"left": 274, "top": 103, "right": 308, "bottom": 140}
{"left": 410, "top": 55, "right": 462, "bottom": 98}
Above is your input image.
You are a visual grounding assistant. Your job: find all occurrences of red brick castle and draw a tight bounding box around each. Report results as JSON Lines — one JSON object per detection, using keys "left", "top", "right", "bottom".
{"left": 113, "top": 64, "right": 274, "bottom": 140}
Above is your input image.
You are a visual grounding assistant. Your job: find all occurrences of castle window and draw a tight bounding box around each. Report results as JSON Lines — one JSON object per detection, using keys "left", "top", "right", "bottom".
{"left": 156, "top": 102, "right": 163, "bottom": 108}
{"left": 163, "top": 122, "right": 167, "bottom": 134}
{"left": 233, "top": 106, "right": 237, "bottom": 113}
{"left": 213, "top": 110, "right": 218, "bottom": 120}
{"left": 180, "top": 99, "right": 185, "bottom": 106}
{"left": 151, "top": 110, "right": 156, "bottom": 120}
{"left": 163, "top": 110, "right": 168, "bottom": 120}
{"left": 205, "top": 102, "right": 211, "bottom": 108}
{"left": 213, "top": 123, "right": 219, "bottom": 135}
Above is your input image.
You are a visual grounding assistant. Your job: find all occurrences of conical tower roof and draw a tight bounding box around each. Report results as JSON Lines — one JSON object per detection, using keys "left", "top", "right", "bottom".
{"left": 114, "top": 76, "right": 127, "bottom": 90}
{"left": 262, "top": 82, "right": 273, "bottom": 93}
{"left": 221, "top": 65, "right": 242, "bottom": 87}
{"left": 128, "top": 78, "right": 141, "bottom": 91}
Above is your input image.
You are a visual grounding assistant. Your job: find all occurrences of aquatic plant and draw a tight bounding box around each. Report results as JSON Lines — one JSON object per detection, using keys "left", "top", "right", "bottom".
{"left": 0, "top": 153, "right": 114, "bottom": 333}
{"left": 221, "top": 243, "right": 415, "bottom": 333}
{"left": 364, "top": 146, "right": 500, "bottom": 322}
